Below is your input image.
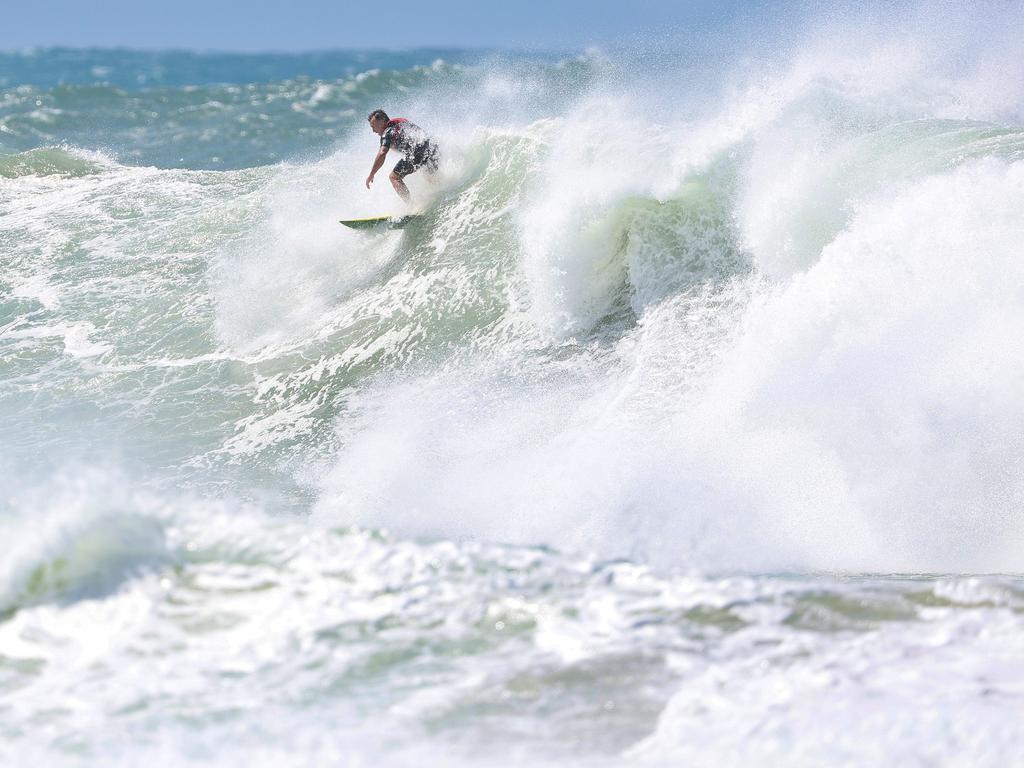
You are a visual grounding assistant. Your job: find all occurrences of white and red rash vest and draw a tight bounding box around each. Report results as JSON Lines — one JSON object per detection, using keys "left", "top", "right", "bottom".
{"left": 380, "top": 117, "right": 430, "bottom": 157}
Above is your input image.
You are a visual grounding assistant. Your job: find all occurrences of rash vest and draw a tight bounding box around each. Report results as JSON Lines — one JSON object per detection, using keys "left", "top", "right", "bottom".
{"left": 380, "top": 117, "right": 429, "bottom": 157}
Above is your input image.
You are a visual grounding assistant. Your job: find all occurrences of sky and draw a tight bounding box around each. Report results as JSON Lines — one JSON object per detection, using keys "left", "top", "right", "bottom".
{"left": 2, "top": 0, "right": 766, "bottom": 51}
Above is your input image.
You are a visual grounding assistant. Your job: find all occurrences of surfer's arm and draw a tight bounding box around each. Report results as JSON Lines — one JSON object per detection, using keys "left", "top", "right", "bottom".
{"left": 365, "top": 147, "right": 388, "bottom": 188}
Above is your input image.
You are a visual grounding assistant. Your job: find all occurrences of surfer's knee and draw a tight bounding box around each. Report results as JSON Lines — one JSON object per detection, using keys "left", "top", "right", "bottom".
{"left": 388, "top": 170, "right": 402, "bottom": 184}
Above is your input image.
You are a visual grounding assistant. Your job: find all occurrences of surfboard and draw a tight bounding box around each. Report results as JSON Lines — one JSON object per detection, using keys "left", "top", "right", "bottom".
{"left": 339, "top": 214, "right": 420, "bottom": 231}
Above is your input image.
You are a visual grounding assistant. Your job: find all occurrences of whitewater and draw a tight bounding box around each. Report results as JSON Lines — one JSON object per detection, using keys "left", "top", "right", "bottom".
{"left": 2, "top": 7, "right": 1024, "bottom": 766}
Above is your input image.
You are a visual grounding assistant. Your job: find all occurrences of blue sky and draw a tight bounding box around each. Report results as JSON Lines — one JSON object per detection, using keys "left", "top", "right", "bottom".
{"left": 3, "top": 0, "right": 766, "bottom": 50}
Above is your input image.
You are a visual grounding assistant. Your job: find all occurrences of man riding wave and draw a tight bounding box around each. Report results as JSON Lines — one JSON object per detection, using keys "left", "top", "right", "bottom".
{"left": 365, "top": 109, "right": 439, "bottom": 204}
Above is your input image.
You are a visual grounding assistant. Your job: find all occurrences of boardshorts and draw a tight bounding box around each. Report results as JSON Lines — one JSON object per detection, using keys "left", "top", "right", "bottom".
{"left": 393, "top": 140, "right": 439, "bottom": 178}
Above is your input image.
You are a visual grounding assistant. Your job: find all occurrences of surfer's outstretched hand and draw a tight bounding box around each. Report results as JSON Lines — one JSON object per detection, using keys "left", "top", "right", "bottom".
{"left": 365, "top": 174, "right": 374, "bottom": 189}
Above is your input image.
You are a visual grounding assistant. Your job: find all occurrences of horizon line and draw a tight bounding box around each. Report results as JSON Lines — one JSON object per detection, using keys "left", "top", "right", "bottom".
{"left": 0, "top": 43, "right": 589, "bottom": 57}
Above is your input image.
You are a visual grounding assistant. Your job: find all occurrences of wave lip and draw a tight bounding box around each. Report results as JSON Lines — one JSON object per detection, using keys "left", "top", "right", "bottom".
{"left": 0, "top": 478, "right": 175, "bottom": 618}
{"left": 0, "top": 146, "right": 112, "bottom": 178}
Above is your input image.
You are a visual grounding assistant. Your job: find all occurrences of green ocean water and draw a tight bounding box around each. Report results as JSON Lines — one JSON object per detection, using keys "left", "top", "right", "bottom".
{"left": 2, "top": 24, "right": 1024, "bottom": 766}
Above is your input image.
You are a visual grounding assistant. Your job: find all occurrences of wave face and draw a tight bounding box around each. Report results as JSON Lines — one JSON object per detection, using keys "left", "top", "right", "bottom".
{"left": 3, "top": 6, "right": 1024, "bottom": 765}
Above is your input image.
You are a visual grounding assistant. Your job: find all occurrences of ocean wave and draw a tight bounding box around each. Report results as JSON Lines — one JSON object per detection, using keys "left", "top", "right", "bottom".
{"left": 0, "top": 146, "right": 113, "bottom": 178}
{"left": 4, "top": 13, "right": 1024, "bottom": 763}
{"left": 3, "top": 9, "right": 1024, "bottom": 572}
{"left": 0, "top": 54, "right": 599, "bottom": 169}
{"left": 0, "top": 473, "right": 174, "bottom": 616}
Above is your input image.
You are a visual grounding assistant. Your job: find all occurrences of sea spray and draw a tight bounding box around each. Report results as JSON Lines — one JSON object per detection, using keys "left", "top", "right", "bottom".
{"left": 3, "top": 6, "right": 1024, "bottom": 763}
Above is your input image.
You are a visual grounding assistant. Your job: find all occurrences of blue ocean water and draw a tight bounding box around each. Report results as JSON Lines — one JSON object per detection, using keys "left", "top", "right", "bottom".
{"left": 2, "top": 8, "right": 1024, "bottom": 765}
{"left": 0, "top": 47, "right": 584, "bottom": 169}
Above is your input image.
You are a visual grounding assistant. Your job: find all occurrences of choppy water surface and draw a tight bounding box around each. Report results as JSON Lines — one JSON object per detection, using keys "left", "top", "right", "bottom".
{"left": 3, "top": 7, "right": 1024, "bottom": 765}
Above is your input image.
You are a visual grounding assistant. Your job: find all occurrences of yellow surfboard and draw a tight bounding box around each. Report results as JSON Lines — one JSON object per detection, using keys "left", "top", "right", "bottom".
{"left": 339, "top": 214, "right": 420, "bottom": 231}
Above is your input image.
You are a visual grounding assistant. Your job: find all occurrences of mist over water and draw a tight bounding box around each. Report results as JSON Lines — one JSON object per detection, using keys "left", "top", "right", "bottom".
{"left": 3, "top": 4, "right": 1024, "bottom": 764}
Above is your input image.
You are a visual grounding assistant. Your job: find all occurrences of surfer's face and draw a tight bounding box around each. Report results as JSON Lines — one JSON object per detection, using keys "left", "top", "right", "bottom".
{"left": 369, "top": 116, "right": 387, "bottom": 135}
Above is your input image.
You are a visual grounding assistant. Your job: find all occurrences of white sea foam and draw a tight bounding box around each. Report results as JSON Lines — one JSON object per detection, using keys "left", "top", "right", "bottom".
{"left": 4, "top": 9, "right": 1024, "bottom": 765}
{"left": 312, "top": 23, "right": 1024, "bottom": 570}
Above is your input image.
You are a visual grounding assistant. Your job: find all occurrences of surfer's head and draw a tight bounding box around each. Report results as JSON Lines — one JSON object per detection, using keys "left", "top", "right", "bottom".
{"left": 367, "top": 109, "right": 389, "bottom": 135}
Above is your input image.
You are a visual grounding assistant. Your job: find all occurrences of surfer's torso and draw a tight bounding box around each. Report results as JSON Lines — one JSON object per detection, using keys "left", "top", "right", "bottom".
{"left": 380, "top": 118, "right": 430, "bottom": 158}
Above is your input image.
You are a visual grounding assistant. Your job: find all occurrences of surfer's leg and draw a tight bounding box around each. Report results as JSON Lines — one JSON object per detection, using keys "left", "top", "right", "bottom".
{"left": 425, "top": 155, "right": 440, "bottom": 184}
{"left": 418, "top": 142, "right": 440, "bottom": 182}
{"left": 390, "top": 160, "right": 413, "bottom": 203}
{"left": 389, "top": 170, "right": 411, "bottom": 203}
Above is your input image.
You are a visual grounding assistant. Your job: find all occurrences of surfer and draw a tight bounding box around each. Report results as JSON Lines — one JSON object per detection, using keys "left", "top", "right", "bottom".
{"left": 365, "top": 109, "right": 439, "bottom": 204}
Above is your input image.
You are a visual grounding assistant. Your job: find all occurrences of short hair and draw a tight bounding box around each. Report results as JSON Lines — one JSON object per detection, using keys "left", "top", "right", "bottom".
{"left": 367, "top": 109, "right": 389, "bottom": 122}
